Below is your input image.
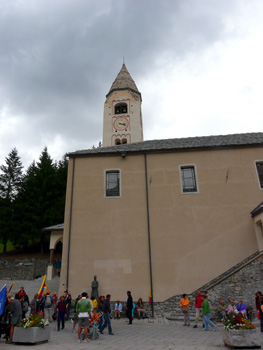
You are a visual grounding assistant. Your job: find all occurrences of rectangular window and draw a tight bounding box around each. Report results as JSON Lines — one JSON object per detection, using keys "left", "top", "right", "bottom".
{"left": 180, "top": 166, "right": 198, "bottom": 193}
{"left": 105, "top": 170, "right": 120, "bottom": 197}
{"left": 256, "top": 161, "right": 263, "bottom": 189}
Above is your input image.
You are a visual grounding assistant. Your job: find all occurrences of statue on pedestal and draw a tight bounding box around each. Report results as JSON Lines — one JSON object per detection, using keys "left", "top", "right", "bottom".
{"left": 91, "top": 275, "right": 99, "bottom": 300}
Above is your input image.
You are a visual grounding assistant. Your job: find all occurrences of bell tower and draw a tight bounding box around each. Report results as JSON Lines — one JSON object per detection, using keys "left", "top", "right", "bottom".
{"left": 102, "top": 64, "right": 143, "bottom": 147}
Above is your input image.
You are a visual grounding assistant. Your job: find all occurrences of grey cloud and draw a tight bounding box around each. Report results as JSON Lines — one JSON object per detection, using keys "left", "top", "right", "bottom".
{"left": 0, "top": 0, "right": 245, "bottom": 167}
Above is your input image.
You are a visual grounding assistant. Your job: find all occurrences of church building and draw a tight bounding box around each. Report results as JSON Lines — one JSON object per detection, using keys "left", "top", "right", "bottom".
{"left": 57, "top": 64, "right": 263, "bottom": 305}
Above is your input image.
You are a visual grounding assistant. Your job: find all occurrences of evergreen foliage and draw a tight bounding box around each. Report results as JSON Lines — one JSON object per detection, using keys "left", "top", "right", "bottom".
{"left": 0, "top": 148, "right": 24, "bottom": 254}
{"left": 0, "top": 147, "right": 68, "bottom": 254}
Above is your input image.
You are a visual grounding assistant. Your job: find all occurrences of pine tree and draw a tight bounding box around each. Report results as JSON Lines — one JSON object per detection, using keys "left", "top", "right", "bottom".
{"left": 0, "top": 148, "right": 23, "bottom": 201}
{"left": 0, "top": 148, "right": 23, "bottom": 254}
{"left": 12, "top": 162, "right": 39, "bottom": 251}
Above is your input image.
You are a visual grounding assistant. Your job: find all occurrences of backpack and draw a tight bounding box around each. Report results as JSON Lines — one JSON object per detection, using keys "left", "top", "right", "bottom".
{"left": 45, "top": 295, "right": 52, "bottom": 308}
{"left": 22, "top": 301, "right": 28, "bottom": 313}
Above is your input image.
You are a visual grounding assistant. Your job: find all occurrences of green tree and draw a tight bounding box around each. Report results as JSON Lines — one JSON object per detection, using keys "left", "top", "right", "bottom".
{"left": 0, "top": 148, "right": 23, "bottom": 254}
{"left": 55, "top": 155, "right": 68, "bottom": 222}
{"left": 13, "top": 148, "right": 68, "bottom": 253}
{"left": 12, "top": 162, "right": 39, "bottom": 251}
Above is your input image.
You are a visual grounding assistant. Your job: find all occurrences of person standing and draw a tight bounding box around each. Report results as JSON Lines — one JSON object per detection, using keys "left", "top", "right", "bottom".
{"left": 44, "top": 291, "right": 53, "bottom": 323}
{"left": 8, "top": 293, "right": 22, "bottom": 344}
{"left": 98, "top": 296, "right": 105, "bottom": 330}
{"left": 98, "top": 294, "right": 113, "bottom": 335}
{"left": 17, "top": 287, "right": 26, "bottom": 299}
{"left": 72, "top": 295, "right": 81, "bottom": 333}
{"left": 126, "top": 291, "right": 133, "bottom": 325}
{"left": 99, "top": 294, "right": 114, "bottom": 335}
{"left": 52, "top": 292, "right": 58, "bottom": 314}
{"left": 91, "top": 296, "right": 98, "bottom": 311}
{"left": 255, "top": 291, "right": 262, "bottom": 312}
{"left": 56, "top": 296, "right": 67, "bottom": 331}
{"left": 179, "top": 294, "right": 190, "bottom": 326}
{"left": 193, "top": 290, "right": 203, "bottom": 328}
{"left": 76, "top": 292, "right": 92, "bottom": 343}
{"left": 202, "top": 295, "right": 216, "bottom": 331}
{"left": 30, "top": 294, "right": 39, "bottom": 314}
{"left": 63, "top": 291, "right": 72, "bottom": 320}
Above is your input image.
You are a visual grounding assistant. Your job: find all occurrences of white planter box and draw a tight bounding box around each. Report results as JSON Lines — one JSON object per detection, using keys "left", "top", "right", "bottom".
{"left": 222, "top": 328, "right": 261, "bottom": 349}
{"left": 13, "top": 326, "right": 50, "bottom": 344}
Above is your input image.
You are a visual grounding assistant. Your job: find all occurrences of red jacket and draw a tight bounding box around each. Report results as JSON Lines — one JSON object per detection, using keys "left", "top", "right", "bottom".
{"left": 18, "top": 290, "right": 26, "bottom": 298}
{"left": 195, "top": 295, "right": 203, "bottom": 308}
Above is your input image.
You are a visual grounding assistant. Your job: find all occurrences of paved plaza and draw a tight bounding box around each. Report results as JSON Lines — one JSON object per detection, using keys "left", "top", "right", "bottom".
{"left": 1, "top": 318, "right": 263, "bottom": 350}
{"left": 1, "top": 278, "right": 263, "bottom": 349}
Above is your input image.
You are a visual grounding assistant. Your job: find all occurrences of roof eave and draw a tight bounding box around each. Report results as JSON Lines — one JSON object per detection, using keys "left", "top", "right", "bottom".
{"left": 106, "top": 87, "right": 142, "bottom": 100}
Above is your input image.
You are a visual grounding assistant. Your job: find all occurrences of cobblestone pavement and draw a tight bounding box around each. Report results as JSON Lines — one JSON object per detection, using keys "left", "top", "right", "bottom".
{"left": 2, "top": 318, "right": 263, "bottom": 350}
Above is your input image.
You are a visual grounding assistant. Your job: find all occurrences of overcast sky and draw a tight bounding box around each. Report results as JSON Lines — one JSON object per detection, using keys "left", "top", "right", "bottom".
{"left": 0, "top": 0, "right": 262, "bottom": 169}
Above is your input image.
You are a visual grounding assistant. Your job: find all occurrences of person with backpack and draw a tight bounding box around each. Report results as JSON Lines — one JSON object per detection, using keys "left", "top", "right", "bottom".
{"left": 44, "top": 291, "right": 53, "bottom": 323}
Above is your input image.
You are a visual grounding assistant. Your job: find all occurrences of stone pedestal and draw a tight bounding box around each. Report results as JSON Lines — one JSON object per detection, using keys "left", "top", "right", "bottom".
{"left": 13, "top": 326, "right": 50, "bottom": 344}
{"left": 222, "top": 328, "right": 261, "bottom": 349}
{"left": 47, "top": 264, "right": 56, "bottom": 280}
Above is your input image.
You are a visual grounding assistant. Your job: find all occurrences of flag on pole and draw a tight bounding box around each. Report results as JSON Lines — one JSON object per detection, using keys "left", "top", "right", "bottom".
{"left": 8, "top": 282, "right": 14, "bottom": 294}
{"left": 0, "top": 285, "right": 7, "bottom": 315}
{"left": 37, "top": 275, "right": 47, "bottom": 298}
{"left": 149, "top": 291, "right": 153, "bottom": 305}
{"left": 43, "top": 284, "right": 48, "bottom": 295}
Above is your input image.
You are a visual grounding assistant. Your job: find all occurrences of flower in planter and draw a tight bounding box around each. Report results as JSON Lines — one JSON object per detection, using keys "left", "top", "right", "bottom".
{"left": 223, "top": 308, "right": 255, "bottom": 330}
{"left": 19, "top": 312, "right": 49, "bottom": 328}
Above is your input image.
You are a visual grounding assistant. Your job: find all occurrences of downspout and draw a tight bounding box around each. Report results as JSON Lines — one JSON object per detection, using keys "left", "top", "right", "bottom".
{"left": 144, "top": 153, "right": 154, "bottom": 318}
{"left": 66, "top": 157, "right": 75, "bottom": 290}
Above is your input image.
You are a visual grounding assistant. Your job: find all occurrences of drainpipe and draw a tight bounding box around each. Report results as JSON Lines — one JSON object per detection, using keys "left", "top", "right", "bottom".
{"left": 66, "top": 157, "right": 75, "bottom": 290}
{"left": 144, "top": 153, "right": 154, "bottom": 318}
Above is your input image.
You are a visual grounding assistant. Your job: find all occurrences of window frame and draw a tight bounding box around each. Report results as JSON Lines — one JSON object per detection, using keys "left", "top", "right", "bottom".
{"left": 114, "top": 102, "right": 128, "bottom": 115}
{"left": 104, "top": 169, "right": 121, "bottom": 198}
{"left": 255, "top": 161, "right": 263, "bottom": 190}
{"left": 179, "top": 164, "right": 199, "bottom": 194}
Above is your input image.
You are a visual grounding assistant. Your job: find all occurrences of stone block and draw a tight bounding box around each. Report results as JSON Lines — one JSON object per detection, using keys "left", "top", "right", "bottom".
{"left": 222, "top": 329, "right": 261, "bottom": 349}
{"left": 13, "top": 326, "right": 50, "bottom": 344}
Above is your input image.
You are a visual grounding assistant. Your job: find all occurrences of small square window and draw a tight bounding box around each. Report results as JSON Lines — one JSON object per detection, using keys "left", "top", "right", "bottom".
{"left": 256, "top": 161, "right": 263, "bottom": 189}
{"left": 105, "top": 171, "right": 120, "bottom": 197}
{"left": 180, "top": 166, "right": 198, "bottom": 193}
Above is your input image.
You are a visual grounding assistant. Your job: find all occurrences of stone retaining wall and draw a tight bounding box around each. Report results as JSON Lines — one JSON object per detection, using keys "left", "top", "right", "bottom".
{"left": 0, "top": 258, "right": 49, "bottom": 280}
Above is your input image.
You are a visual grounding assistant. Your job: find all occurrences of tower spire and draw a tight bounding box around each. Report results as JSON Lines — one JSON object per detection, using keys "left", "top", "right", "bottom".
{"left": 106, "top": 63, "right": 141, "bottom": 98}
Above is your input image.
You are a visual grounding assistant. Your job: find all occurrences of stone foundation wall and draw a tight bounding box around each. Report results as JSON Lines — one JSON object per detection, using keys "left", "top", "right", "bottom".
{"left": 0, "top": 258, "right": 49, "bottom": 280}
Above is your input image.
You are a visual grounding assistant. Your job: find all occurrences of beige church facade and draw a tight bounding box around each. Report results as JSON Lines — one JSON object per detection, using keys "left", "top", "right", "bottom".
{"left": 56, "top": 64, "right": 263, "bottom": 303}
{"left": 59, "top": 134, "right": 263, "bottom": 301}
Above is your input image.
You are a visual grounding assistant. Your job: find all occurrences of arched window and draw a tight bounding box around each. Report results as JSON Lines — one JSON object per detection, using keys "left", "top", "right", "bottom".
{"left": 115, "top": 103, "right": 127, "bottom": 115}
{"left": 122, "top": 138, "right": 127, "bottom": 144}
{"left": 115, "top": 139, "right": 121, "bottom": 145}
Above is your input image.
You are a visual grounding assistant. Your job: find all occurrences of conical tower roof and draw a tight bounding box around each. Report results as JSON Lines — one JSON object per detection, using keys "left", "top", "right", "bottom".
{"left": 106, "top": 64, "right": 141, "bottom": 98}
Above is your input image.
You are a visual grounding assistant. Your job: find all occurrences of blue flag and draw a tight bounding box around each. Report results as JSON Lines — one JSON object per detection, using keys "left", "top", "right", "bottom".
{"left": 0, "top": 285, "right": 7, "bottom": 315}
